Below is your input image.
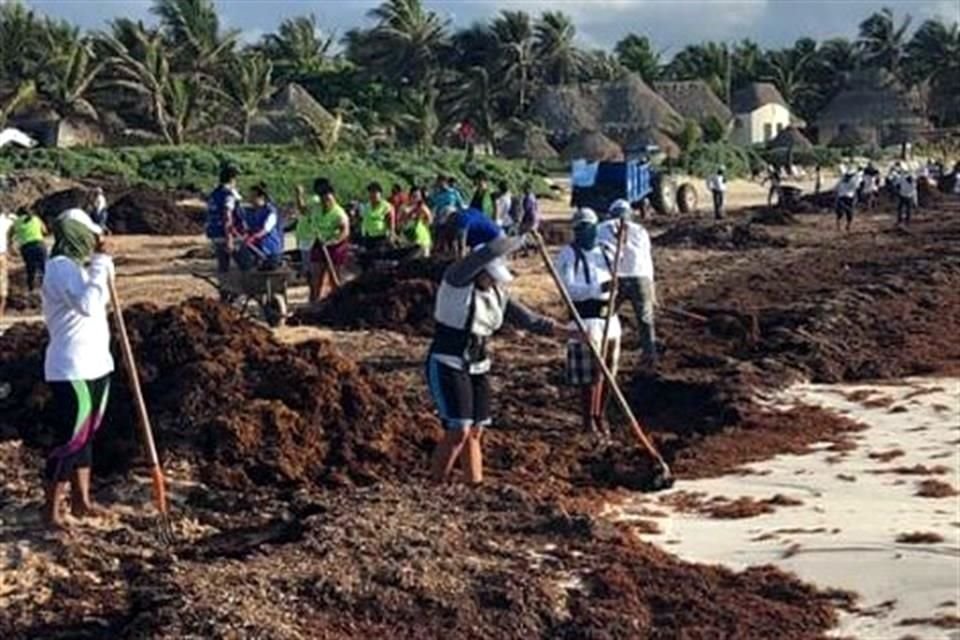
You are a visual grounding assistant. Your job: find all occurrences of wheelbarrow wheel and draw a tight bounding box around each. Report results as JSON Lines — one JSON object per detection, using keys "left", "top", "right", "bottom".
{"left": 263, "top": 294, "right": 287, "bottom": 328}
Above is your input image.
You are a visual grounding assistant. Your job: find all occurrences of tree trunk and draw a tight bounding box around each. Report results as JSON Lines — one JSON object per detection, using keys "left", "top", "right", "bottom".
{"left": 242, "top": 113, "right": 251, "bottom": 144}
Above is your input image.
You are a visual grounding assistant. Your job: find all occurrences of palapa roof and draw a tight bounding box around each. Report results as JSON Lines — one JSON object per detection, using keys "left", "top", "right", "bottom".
{"left": 817, "top": 69, "right": 927, "bottom": 128}
{"left": 532, "top": 74, "right": 681, "bottom": 139}
{"left": 654, "top": 80, "right": 732, "bottom": 124}
{"left": 731, "top": 82, "right": 788, "bottom": 114}
{"left": 498, "top": 128, "right": 559, "bottom": 161}
{"left": 248, "top": 83, "right": 336, "bottom": 144}
{"left": 623, "top": 128, "right": 681, "bottom": 159}
{"left": 560, "top": 130, "right": 624, "bottom": 162}
{"left": 767, "top": 126, "right": 814, "bottom": 151}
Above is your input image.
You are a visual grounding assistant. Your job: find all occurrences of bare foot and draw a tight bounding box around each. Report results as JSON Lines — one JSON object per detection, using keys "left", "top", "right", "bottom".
{"left": 71, "top": 502, "right": 110, "bottom": 519}
{"left": 43, "top": 510, "right": 69, "bottom": 532}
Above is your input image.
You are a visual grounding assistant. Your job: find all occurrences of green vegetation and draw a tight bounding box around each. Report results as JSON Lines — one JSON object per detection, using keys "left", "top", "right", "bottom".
{"left": 0, "top": 0, "right": 957, "bottom": 155}
{"left": 0, "top": 145, "right": 547, "bottom": 203}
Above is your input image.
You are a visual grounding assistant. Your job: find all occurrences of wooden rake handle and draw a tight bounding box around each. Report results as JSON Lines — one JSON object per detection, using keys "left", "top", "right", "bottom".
{"left": 530, "top": 231, "right": 670, "bottom": 471}
{"left": 108, "top": 274, "right": 168, "bottom": 515}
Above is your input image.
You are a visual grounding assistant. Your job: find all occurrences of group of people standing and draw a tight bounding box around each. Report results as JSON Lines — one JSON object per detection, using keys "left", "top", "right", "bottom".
{"left": 427, "top": 198, "right": 656, "bottom": 483}
{"left": 205, "top": 165, "right": 541, "bottom": 304}
{"left": 834, "top": 162, "right": 923, "bottom": 231}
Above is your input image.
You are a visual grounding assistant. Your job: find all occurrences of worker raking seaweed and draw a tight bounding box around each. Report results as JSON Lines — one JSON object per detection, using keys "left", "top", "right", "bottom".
{"left": 296, "top": 178, "right": 350, "bottom": 301}
{"left": 427, "top": 233, "right": 563, "bottom": 484}
{"left": 556, "top": 208, "right": 623, "bottom": 441}
{"left": 41, "top": 207, "right": 115, "bottom": 530}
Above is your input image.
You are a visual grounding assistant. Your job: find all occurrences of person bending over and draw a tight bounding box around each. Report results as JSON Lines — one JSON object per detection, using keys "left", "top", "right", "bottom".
{"left": 235, "top": 183, "right": 283, "bottom": 271}
{"left": 427, "top": 234, "right": 562, "bottom": 484}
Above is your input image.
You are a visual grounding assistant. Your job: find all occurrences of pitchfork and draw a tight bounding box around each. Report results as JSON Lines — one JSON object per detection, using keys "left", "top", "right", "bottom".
{"left": 108, "top": 275, "right": 175, "bottom": 543}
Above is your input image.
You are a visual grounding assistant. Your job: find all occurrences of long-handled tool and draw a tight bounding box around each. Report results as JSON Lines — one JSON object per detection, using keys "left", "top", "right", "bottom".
{"left": 596, "top": 217, "right": 628, "bottom": 429}
{"left": 531, "top": 230, "right": 674, "bottom": 490}
{"left": 316, "top": 240, "right": 341, "bottom": 289}
{"left": 108, "top": 275, "right": 175, "bottom": 543}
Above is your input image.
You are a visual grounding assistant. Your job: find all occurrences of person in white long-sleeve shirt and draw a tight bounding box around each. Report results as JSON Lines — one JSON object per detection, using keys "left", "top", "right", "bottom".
{"left": 598, "top": 199, "right": 657, "bottom": 366}
{"left": 896, "top": 175, "right": 919, "bottom": 226}
{"left": 556, "top": 208, "right": 621, "bottom": 438}
{"left": 835, "top": 170, "right": 861, "bottom": 232}
{"left": 41, "top": 207, "right": 115, "bottom": 530}
{"left": 707, "top": 167, "right": 726, "bottom": 220}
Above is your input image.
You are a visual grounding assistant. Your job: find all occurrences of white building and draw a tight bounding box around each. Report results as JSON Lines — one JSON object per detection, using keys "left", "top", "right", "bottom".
{"left": 730, "top": 83, "right": 796, "bottom": 146}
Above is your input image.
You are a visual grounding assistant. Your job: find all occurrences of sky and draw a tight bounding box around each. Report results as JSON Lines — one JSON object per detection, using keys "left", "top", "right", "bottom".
{"left": 22, "top": 0, "right": 960, "bottom": 56}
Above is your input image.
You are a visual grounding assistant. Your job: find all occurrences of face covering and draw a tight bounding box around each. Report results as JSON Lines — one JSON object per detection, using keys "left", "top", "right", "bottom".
{"left": 51, "top": 217, "right": 96, "bottom": 264}
{"left": 573, "top": 223, "right": 598, "bottom": 251}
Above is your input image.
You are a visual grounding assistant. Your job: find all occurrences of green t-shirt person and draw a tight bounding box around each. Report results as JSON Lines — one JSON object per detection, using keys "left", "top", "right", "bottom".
{"left": 360, "top": 183, "right": 394, "bottom": 239}
{"left": 14, "top": 213, "right": 46, "bottom": 247}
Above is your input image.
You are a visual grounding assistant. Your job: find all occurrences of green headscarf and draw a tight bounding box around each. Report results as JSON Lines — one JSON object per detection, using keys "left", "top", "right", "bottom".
{"left": 52, "top": 217, "right": 96, "bottom": 264}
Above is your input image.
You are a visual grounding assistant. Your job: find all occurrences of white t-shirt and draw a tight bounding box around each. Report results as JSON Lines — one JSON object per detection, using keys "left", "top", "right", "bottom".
{"left": 555, "top": 244, "right": 621, "bottom": 345}
{"left": 495, "top": 193, "right": 513, "bottom": 228}
{"left": 42, "top": 254, "right": 115, "bottom": 381}
{"left": 707, "top": 174, "right": 726, "bottom": 193}
{"left": 836, "top": 176, "right": 860, "bottom": 199}
{"left": 0, "top": 213, "right": 15, "bottom": 254}
{"left": 597, "top": 219, "right": 654, "bottom": 280}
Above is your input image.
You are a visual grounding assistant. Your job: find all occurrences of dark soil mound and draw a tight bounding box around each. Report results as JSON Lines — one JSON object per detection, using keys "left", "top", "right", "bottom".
{"left": 2, "top": 269, "right": 41, "bottom": 312}
{"left": 748, "top": 206, "right": 799, "bottom": 225}
{"left": 655, "top": 221, "right": 789, "bottom": 250}
{"left": 295, "top": 258, "right": 450, "bottom": 335}
{"left": 0, "top": 299, "right": 439, "bottom": 489}
{"left": 32, "top": 183, "right": 203, "bottom": 235}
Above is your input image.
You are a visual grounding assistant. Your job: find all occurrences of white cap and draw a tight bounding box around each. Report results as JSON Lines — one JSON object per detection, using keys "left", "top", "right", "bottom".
{"left": 484, "top": 256, "right": 514, "bottom": 283}
{"left": 572, "top": 207, "right": 598, "bottom": 226}
{"left": 59, "top": 208, "right": 104, "bottom": 235}
{"left": 608, "top": 199, "right": 632, "bottom": 218}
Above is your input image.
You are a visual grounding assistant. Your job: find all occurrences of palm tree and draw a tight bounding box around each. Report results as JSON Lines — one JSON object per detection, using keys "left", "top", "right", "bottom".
{"left": 582, "top": 50, "right": 625, "bottom": 82}
{"left": 261, "top": 14, "right": 335, "bottom": 80}
{"left": 163, "top": 75, "right": 206, "bottom": 144}
{"left": 667, "top": 42, "right": 731, "bottom": 103}
{"left": 491, "top": 10, "right": 536, "bottom": 114}
{"left": 731, "top": 39, "right": 762, "bottom": 89}
{"left": 0, "top": 1, "right": 45, "bottom": 79}
{"left": 906, "top": 18, "right": 960, "bottom": 124}
{"left": 39, "top": 37, "right": 105, "bottom": 121}
{"left": 534, "top": 11, "right": 584, "bottom": 85}
{"left": 151, "top": 0, "right": 239, "bottom": 74}
{"left": 0, "top": 81, "right": 37, "bottom": 128}
{"left": 223, "top": 54, "right": 275, "bottom": 143}
{"left": 100, "top": 25, "right": 176, "bottom": 143}
{"left": 440, "top": 66, "right": 495, "bottom": 147}
{"left": 762, "top": 47, "right": 816, "bottom": 106}
{"left": 346, "top": 0, "right": 449, "bottom": 91}
{"left": 857, "top": 7, "right": 913, "bottom": 77}
{"left": 614, "top": 34, "right": 661, "bottom": 82}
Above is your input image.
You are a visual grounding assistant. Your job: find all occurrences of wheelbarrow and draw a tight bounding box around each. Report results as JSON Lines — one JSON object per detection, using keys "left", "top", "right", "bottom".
{"left": 193, "top": 267, "right": 293, "bottom": 327}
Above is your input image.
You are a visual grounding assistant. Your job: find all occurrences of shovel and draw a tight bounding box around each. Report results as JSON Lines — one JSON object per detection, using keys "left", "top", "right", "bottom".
{"left": 108, "top": 274, "right": 175, "bottom": 543}
{"left": 531, "top": 230, "right": 674, "bottom": 490}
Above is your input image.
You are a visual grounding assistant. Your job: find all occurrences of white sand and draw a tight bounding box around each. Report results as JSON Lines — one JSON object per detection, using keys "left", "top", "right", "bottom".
{"left": 612, "top": 378, "right": 960, "bottom": 639}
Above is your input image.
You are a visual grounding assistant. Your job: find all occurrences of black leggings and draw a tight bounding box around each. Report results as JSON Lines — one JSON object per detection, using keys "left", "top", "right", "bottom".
{"left": 21, "top": 241, "right": 47, "bottom": 291}
{"left": 45, "top": 376, "right": 111, "bottom": 483}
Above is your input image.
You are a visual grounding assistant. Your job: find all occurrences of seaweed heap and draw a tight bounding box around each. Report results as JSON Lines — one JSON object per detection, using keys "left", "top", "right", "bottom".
{"left": 295, "top": 258, "right": 450, "bottom": 335}
{"left": 0, "top": 299, "right": 439, "bottom": 489}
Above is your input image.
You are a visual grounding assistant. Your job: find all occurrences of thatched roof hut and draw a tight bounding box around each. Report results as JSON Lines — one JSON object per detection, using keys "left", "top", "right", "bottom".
{"left": 531, "top": 74, "right": 680, "bottom": 145}
{"left": 731, "top": 82, "right": 788, "bottom": 114}
{"left": 767, "top": 126, "right": 814, "bottom": 151}
{"left": 623, "top": 129, "right": 681, "bottom": 160}
{"left": 654, "top": 80, "right": 732, "bottom": 125}
{"left": 498, "top": 128, "right": 558, "bottom": 160}
{"left": 248, "top": 83, "right": 337, "bottom": 145}
{"left": 561, "top": 131, "right": 624, "bottom": 162}
{"left": 817, "top": 69, "right": 928, "bottom": 147}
